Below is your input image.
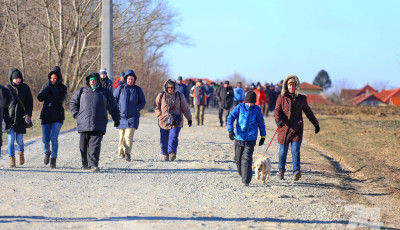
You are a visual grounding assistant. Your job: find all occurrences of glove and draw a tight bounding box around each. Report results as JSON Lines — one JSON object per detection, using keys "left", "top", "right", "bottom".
{"left": 229, "top": 131, "right": 235, "bottom": 140}
{"left": 114, "top": 120, "right": 120, "bottom": 127}
{"left": 188, "top": 120, "right": 192, "bottom": 127}
{"left": 315, "top": 125, "right": 320, "bottom": 134}
{"left": 259, "top": 136, "right": 265, "bottom": 146}
{"left": 276, "top": 120, "right": 284, "bottom": 128}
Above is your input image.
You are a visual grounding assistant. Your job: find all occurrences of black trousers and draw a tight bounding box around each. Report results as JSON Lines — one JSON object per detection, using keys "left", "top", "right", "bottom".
{"left": 79, "top": 131, "right": 104, "bottom": 167}
{"left": 234, "top": 140, "right": 256, "bottom": 184}
{"left": 218, "top": 108, "right": 231, "bottom": 125}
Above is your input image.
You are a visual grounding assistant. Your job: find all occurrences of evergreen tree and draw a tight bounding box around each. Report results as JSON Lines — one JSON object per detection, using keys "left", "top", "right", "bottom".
{"left": 313, "top": 70, "right": 332, "bottom": 90}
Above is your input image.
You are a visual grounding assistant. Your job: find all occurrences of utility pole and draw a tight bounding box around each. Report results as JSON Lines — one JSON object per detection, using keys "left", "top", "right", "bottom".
{"left": 101, "top": 0, "right": 113, "bottom": 80}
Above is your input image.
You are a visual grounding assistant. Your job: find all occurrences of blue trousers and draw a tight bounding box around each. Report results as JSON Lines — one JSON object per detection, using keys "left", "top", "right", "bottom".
{"left": 278, "top": 142, "right": 302, "bottom": 173}
{"left": 7, "top": 128, "right": 24, "bottom": 157}
{"left": 42, "top": 122, "right": 63, "bottom": 158}
{"left": 160, "top": 127, "right": 181, "bottom": 155}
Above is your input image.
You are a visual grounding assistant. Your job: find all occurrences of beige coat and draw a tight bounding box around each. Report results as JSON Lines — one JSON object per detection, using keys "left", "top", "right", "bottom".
{"left": 155, "top": 91, "right": 192, "bottom": 130}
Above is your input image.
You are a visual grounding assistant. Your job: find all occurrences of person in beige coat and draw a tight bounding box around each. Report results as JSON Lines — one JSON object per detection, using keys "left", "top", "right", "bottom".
{"left": 155, "top": 79, "right": 192, "bottom": 161}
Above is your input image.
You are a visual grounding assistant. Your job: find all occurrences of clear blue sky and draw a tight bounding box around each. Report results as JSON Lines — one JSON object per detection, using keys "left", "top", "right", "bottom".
{"left": 165, "top": 0, "right": 400, "bottom": 89}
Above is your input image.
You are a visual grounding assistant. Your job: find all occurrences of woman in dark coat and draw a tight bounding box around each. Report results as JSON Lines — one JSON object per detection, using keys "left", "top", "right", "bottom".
{"left": 274, "top": 75, "right": 320, "bottom": 181}
{"left": 113, "top": 70, "right": 146, "bottom": 161}
{"left": 0, "top": 85, "right": 11, "bottom": 155}
{"left": 37, "top": 66, "right": 67, "bottom": 168}
{"left": 4, "top": 68, "right": 33, "bottom": 167}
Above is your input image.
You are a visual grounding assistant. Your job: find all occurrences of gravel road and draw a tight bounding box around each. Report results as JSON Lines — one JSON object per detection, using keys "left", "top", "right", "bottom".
{"left": 0, "top": 108, "right": 360, "bottom": 229}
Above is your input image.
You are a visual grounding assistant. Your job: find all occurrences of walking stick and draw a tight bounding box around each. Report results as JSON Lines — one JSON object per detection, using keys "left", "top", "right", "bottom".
{"left": 264, "top": 127, "right": 280, "bottom": 156}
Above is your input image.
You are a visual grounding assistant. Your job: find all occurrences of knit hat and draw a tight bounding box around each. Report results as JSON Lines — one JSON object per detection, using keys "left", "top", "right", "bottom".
{"left": 224, "top": 81, "right": 229, "bottom": 85}
{"left": 288, "top": 78, "right": 296, "bottom": 84}
{"left": 11, "top": 70, "right": 22, "bottom": 80}
{"left": 120, "top": 72, "right": 125, "bottom": 76}
{"left": 100, "top": 68, "right": 107, "bottom": 74}
{"left": 245, "top": 91, "right": 256, "bottom": 103}
{"left": 89, "top": 76, "right": 97, "bottom": 81}
{"left": 177, "top": 76, "right": 183, "bottom": 80}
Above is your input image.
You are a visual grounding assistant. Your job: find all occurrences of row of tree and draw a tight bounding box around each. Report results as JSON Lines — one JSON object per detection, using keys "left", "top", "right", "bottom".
{"left": 0, "top": 0, "right": 186, "bottom": 107}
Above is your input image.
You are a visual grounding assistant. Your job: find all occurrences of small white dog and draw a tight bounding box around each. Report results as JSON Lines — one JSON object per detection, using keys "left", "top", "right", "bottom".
{"left": 252, "top": 155, "right": 272, "bottom": 184}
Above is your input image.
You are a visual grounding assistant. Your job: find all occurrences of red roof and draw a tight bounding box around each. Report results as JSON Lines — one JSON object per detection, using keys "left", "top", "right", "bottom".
{"left": 300, "top": 82, "right": 322, "bottom": 90}
{"left": 341, "top": 89, "right": 359, "bottom": 100}
{"left": 354, "top": 84, "right": 378, "bottom": 97}
{"left": 350, "top": 92, "right": 384, "bottom": 105}
{"left": 306, "top": 95, "right": 333, "bottom": 105}
{"left": 382, "top": 87, "right": 400, "bottom": 105}
{"left": 376, "top": 89, "right": 395, "bottom": 101}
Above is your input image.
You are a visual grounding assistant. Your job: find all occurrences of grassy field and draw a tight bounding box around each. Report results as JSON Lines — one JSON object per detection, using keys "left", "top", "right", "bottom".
{"left": 304, "top": 105, "right": 400, "bottom": 198}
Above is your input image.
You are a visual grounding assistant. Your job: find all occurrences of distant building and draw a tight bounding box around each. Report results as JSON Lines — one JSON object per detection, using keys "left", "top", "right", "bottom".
{"left": 300, "top": 82, "right": 333, "bottom": 105}
{"left": 350, "top": 92, "right": 385, "bottom": 106}
{"left": 381, "top": 87, "right": 400, "bottom": 106}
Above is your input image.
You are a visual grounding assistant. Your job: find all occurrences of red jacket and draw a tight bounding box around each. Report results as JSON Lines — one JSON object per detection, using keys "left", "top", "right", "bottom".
{"left": 253, "top": 89, "right": 267, "bottom": 105}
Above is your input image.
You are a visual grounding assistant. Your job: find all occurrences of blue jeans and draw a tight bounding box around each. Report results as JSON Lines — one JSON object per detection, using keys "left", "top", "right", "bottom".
{"left": 42, "top": 122, "right": 63, "bottom": 158}
{"left": 160, "top": 127, "right": 181, "bottom": 155}
{"left": 278, "top": 142, "right": 302, "bottom": 173}
{"left": 7, "top": 128, "right": 24, "bottom": 157}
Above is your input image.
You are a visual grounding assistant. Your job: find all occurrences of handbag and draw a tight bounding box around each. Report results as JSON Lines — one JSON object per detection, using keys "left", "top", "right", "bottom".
{"left": 167, "top": 113, "right": 182, "bottom": 126}
{"left": 10, "top": 87, "right": 33, "bottom": 128}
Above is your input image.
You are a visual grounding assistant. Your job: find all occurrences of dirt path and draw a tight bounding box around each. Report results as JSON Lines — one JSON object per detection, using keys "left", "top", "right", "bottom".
{"left": 0, "top": 108, "right": 391, "bottom": 229}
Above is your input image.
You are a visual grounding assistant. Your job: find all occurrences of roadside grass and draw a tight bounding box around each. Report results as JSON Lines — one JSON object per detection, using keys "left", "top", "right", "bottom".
{"left": 303, "top": 112, "right": 400, "bottom": 195}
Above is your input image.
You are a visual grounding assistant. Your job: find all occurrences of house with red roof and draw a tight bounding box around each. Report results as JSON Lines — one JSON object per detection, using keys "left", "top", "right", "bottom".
{"left": 300, "top": 82, "right": 333, "bottom": 105}
{"left": 350, "top": 91, "right": 385, "bottom": 106}
{"left": 381, "top": 87, "right": 400, "bottom": 106}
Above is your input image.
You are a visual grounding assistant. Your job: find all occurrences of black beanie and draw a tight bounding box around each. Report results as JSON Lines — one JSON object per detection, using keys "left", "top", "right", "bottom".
{"left": 245, "top": 91, "right": 257, "bottom": 103}
{"left": 12, "top": 70, "right": 22, "bottom": 80}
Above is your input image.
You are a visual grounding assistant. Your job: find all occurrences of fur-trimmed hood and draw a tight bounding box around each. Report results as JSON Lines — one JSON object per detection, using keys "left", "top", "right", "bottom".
{"left": 163, "top": 79, "right": 177, "bottom": 93}
{"left": 281, "top": 74, "right": 300, "bottom": 97}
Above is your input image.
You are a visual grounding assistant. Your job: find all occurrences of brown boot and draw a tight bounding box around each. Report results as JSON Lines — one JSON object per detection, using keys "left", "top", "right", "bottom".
{"left": 18, "top": 151, "right": 25, "bottom": 165}
{"left": 9, "top": 156, "right": 16, "bottom": 168}
{"left": 278, "top": 171, "right": 284, "bottom": 180}
{"left": 294, "top": 171, "right": 301, "bottom": 181}
{"left": 164, "top": 155, "right": 169, "bottom": 161}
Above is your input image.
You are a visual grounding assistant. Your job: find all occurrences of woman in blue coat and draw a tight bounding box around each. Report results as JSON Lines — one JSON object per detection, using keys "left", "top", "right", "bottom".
{"left": 113, "top": 70, "right": 146, "bottom": 161}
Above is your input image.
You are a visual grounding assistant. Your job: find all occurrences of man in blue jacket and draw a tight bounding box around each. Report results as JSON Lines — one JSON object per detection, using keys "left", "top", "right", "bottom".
{"left": 227, "top": 91, "right": 266, "bottom": 186}
{"left": 233, "top": 82, "right": 245, "bottom": 106}
{"left": 113, "top": 70, "right": 146, "bottom": 161}
{"left": 70, "top": 72, "right": 120, "bottom": 172}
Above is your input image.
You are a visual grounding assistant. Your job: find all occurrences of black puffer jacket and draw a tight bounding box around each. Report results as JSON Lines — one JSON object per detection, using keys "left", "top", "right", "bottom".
{"left": 37, "top": 66, "right": 68, "bottom": 124}
{"left": 70, "top": 72, "right": 120, "bottom": 134}
{"left": 0, "top": 85, "right": 12, "bottom": 135}
{"left": 4, "top": 68, "right": 33, "bottom": 134}
{"left": 217, "top": 86, "right": 234, "bottom": 109}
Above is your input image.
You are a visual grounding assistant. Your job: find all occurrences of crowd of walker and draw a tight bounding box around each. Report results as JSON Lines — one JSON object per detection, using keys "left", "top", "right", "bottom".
{"left": 0, "top": 67, "right": 320, "bottom": 185}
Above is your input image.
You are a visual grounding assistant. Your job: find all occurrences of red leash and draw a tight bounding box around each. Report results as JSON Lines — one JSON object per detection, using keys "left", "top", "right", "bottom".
{"left": 264, "top": 127, "right": 280, "bottom": 156}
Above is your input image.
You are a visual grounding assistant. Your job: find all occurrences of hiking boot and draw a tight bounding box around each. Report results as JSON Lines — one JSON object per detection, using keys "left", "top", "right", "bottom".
{"left": 164, "top": 155, "right": 169, "bottom": 161}
{"left": 44, "top": 151, "right": 51, "bottom": 165}
{"left": 201, "top": 121, "right": 204, "bottom": 126}
{"left": 125, "top": 153, "right": 131, "bottom": 162}
{"left": 9, "top": 156, "right": 16, "bottom": 168}
{"left": 278, "top": 171, "right": 284, "bottom": 180}
{"left": 50, "top": 158, "right": 56, "bottom": 169}
{"left": 242, "top": 183, "right": 249, "bottom": 187}
{"left": 197, "top": 120, "right": 200, "bottom": 126}
{"left": 18, "top": 151, "right": 24, "bottom": 165}
{"left": 169, "top": 152, "right": 176, "bottom": 162}
{"left": 90, "top": 166, "right": 100, "bottom": 172}
{"left": 294, "top": 171, "right": 301, "bottom": 181}
{"left": 81, "top": 165, "right": 90, "bottom": 170}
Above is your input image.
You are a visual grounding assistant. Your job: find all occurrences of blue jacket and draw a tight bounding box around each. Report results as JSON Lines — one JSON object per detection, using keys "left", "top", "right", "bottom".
{"left": 227, "top": 103, "right": 266, "bottom": 141}
{"left": 70, "top": 73, "right": 120, "bottom": 134}
{"left": 233, "top": 87, "right": 245, "bottom": 102}
{"left": 113, "top": 83, "right": 146, "bottom": 129}
{"left": 176, "top": 83, "right": 189, "bottom": 100}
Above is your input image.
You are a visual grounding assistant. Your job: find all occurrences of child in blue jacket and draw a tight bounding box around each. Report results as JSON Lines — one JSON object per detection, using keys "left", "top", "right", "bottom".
{"left": 227, "top": 91, "right": 266, "bottom": 186}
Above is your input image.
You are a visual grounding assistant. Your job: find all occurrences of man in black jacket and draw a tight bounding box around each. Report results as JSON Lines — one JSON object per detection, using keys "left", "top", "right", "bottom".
{"left": 70, "top": 72, "right": 120, "bottom": 172}
{"left": 216, "top": 81, "right": 234, "bottom": 126}
{"left": 99, "top": 68, "right": 113, "bottom": 92}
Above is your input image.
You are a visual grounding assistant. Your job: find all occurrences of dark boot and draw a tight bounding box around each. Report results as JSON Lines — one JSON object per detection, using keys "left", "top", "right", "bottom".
{"left": 18, "top": 151, "right": 25, "bottom": 165}
{"left": 44, "top": 151, "right": 51, "bottom": 165}
{"left": 294, "top": 171, "right": 301, "bottom": 181}
{"left": 50, "top": 158, "right": 56, "bottom": 169}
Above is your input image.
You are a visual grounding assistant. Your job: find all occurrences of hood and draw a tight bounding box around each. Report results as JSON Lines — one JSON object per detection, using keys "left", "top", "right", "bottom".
{"left": 48, "top": 66, "right": 63, "bottom": 84}
{"left": 8, "top": 68, "right": 23, "bottom": 86}
{"left": 85, "top": 72, "right": 101, "bottom": 88}
{"left": 163, "top": 79, "right": 177, "bottom": 93}
{"left": 281, "top": 74, "right": 300, "bottom": 97}
{"left": 124, "top": 70, "right": 137, "bottom": 84}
